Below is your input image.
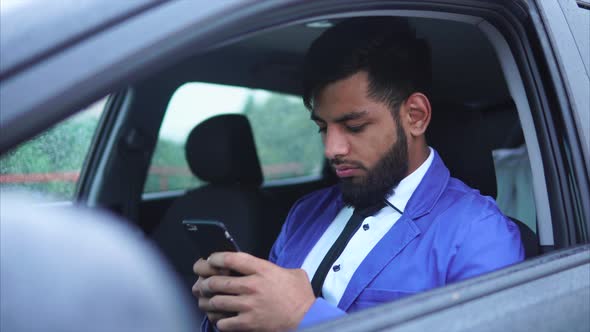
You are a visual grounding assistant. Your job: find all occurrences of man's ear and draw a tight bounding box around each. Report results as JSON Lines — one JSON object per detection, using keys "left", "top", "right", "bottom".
{"left": 402, "top": 92, "right": 431, "bottom": 137}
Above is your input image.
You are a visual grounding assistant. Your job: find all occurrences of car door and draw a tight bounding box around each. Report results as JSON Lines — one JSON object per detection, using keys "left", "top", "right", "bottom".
{"left": 84, "top": 1, "right": 590, "bottom": 331}
{"left": 1, "top": 0, "right": 588, "bottom": 331}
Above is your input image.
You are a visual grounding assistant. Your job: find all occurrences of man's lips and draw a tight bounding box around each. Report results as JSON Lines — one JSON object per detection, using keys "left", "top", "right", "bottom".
{"left": 334, "top": 166, "right": 363, "bottom": 178}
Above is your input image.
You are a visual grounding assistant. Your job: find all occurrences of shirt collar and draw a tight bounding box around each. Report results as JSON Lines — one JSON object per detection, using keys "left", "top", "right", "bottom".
{"left": 385, "top": 147, "right": 434, "bottom": 213}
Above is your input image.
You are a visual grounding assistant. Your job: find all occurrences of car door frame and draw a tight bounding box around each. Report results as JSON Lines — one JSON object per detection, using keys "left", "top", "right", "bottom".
{"left": 528, "top": 0, "right": 590, "bottom": 245}
{"left": 0, "top": 1, "right": 588, "bottom": 329}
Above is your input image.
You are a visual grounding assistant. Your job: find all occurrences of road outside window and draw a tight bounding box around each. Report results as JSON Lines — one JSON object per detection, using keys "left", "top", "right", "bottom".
{"left": 144, "top": 82, "right": 324, "bottom": 193}
{"left": 0, "top": 98, "right": 107, "bottom": 201}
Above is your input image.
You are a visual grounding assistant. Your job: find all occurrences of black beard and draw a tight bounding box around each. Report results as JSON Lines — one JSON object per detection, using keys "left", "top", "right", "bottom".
{"left": 337, "top": 121, "right": 408, "bottom": 209}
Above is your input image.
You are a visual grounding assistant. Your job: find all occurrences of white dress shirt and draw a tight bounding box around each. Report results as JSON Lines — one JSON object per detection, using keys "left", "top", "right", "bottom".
{"left": 301, "top": 147, "right": 434, "bottom": 305}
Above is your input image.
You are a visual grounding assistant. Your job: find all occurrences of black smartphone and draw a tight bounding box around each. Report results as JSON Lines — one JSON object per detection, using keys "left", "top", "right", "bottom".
{"left": 182, "top": 220, "right": 241, "bottom": 259}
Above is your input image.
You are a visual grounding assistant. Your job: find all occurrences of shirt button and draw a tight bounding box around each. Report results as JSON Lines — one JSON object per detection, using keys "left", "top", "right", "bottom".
{"left": 333, "top": 264, "right": 341, "bottom": 272}
{"left": 363, "top": 224, "right": 370, "bottom": 231}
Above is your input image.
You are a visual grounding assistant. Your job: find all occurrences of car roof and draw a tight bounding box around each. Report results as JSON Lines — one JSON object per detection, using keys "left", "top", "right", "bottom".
{"left": 0, "top": 0, "right": 168, "bottom": 79}
{"left": 170, "top": 16, "right": 510, "bottom": 104}
{"left": 0, "top": 0, "right": 522, "bottom": 153}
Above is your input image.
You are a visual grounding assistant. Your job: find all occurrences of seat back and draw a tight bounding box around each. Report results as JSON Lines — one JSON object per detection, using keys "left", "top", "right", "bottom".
{"left": 151, "top": 114, "right": 272, "bottom": 290}
{"left": 427, "top": 101, "right": 539, "bottom": 258}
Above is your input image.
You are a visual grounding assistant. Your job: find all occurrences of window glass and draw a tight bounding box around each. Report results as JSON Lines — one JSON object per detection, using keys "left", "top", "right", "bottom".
{"left": 493, "top": 146, "right": 537, "bottom": 233}
{"left": 0, "top": 98, "right": 108, "bottom": 201}
{"left": 144, "top": 83, "right": 323, "bottom": 193}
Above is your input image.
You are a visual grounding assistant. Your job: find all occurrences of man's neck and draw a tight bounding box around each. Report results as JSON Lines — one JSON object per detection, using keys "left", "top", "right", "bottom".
{"left": 406, "top": 144, "right": 431, "bottom": 176}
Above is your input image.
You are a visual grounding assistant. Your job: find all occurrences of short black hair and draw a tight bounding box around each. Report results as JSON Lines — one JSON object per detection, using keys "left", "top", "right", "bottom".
{"left": 302, "top": 17, "right": 431, "bottom": 115}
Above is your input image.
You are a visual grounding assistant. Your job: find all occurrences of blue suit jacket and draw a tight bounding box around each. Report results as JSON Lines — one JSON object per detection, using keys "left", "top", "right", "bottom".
{"left": 269, "top": 150, "right": 524, "bottom": 328}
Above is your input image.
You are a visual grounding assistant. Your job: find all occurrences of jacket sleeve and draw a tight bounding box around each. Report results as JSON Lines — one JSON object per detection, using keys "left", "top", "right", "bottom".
{"left": 201, "top": 318, "right": 216, "bottom": 332}
{"left": 447, "top": 212, "right": 525, "bottom": 282}
{"left": 201, "top": 292, "right": 347, "bottom": 331}
{"left": 267, "top": 190, "right": 306, "bottom": 264}
{"left": 298, "top": 298, "right": 346, "bottom": 329}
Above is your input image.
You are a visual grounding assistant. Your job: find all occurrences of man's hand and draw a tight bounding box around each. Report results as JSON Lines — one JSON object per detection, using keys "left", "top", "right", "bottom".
{"left": 194, "top": 252, "right": 315, "bottom": 332}
{"left": 193, "top": 258, "right": 234, "bottom": 324}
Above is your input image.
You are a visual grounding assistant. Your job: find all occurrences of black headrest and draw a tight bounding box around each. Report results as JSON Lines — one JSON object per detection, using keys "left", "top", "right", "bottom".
{"left": 185, "top": 114, "right": 263, "bottom": 186}
{"left": 427, "top": 101, "right": 497, "bottom": 198}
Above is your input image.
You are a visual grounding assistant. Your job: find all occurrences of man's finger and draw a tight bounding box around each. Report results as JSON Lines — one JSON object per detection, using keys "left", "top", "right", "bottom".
{"left": 200, "top": 275, "right": 255, "bottom": 296}
{"left": 192, "top": 279, "right": 202, "bottom": 298}
{"left": 193, "top": 258, "right": 223, "bottom": 277}
{"left": 207, "top": 312, "right": 231, "bottom": 324}
{"left": 207, "top": 252, "right": 271, "bottom": 275}
{"left": 200, "top": 296, "right": 240, "bottom": 314}
{"left": 198, "top": 296, "right": 217, "bottom": 312}
{"left": 216, "top": 315, "right": 250, "bottom": 332}
{"left": 204, "top": 294, "right": 250, "bottom": 313}
{"left": 198, "top": 296, "right": 212, "bottom": 311}
{"left": 194, "top": 277, "right": 216, "bottom": 298}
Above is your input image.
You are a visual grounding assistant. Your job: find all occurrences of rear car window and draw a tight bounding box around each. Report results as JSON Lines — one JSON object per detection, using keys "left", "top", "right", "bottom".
{"left": 0, "top": 98, "right": 107, "bottom": 201}
{"left": 144, "top": 82, "right": 323, "bottom": 193}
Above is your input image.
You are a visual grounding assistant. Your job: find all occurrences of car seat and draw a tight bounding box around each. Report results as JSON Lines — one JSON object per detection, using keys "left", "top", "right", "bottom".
{"left": 427, "top": 100, "right": 539, "bottom": 258}
{"left": 151, "top": 114, "right": 276, "bottom": 290}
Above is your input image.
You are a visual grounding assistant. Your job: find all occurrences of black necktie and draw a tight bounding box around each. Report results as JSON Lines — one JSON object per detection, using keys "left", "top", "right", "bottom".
{"left": 311, "top": 202, "right": 385, "bottom": 297}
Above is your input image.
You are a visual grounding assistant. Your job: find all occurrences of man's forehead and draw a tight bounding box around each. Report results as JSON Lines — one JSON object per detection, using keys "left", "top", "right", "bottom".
{"left": 311, "top": 109, "right": 369, "bottom": 123}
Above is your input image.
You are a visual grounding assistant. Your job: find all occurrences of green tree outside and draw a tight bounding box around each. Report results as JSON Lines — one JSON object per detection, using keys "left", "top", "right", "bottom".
{"left": 0, "top": 115, "right": 101, "bottom": 200}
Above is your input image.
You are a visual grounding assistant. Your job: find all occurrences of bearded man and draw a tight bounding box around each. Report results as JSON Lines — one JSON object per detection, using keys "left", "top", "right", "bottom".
{"left": 193, "top": 17, "right": 524, "bottom": 332}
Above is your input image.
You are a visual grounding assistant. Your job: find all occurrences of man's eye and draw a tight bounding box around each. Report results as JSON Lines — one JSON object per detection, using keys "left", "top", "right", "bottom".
{"left": 347, "top": 124, "right": 366, "bottom": 133}
{"left": 317, "top": 127, "right": 327, "bottom": 133}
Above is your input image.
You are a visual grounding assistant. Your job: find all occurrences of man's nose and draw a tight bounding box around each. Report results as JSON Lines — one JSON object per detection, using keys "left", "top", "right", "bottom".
{"left": 324, "top": 128, "right": 349, "bottom": 159}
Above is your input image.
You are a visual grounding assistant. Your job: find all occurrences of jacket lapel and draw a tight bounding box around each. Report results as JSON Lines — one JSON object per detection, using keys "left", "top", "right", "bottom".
{"left": 280, "top": 188, "right": 345, "bottom": 269}
{"left": 337, "top": 215, "right": 420, "bottom": 311}
{"left": 337, "top": 150, "right": 450, "bottom": 310}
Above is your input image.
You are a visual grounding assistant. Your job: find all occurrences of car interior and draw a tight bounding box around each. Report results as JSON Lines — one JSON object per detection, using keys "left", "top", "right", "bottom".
{"left": 2, "top": 12, "right": 549, "bottom": 324}
{"left": 72, "top": 14, "right": 543, "bottom": 321}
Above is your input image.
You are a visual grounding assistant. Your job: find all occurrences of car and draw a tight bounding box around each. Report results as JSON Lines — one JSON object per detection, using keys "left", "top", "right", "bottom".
{"left": 1, "top": 0, "right": 588, "bottom": 331}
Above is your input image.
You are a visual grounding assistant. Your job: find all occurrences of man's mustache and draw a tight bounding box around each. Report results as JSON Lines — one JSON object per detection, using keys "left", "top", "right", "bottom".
{"left": 329, "top": 158, "right": 367, "bottom": 170}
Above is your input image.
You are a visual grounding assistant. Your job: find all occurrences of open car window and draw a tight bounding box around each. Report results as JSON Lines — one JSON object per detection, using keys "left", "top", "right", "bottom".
{"left": 143, "top": 82, "right": 324, "bottom": 193}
